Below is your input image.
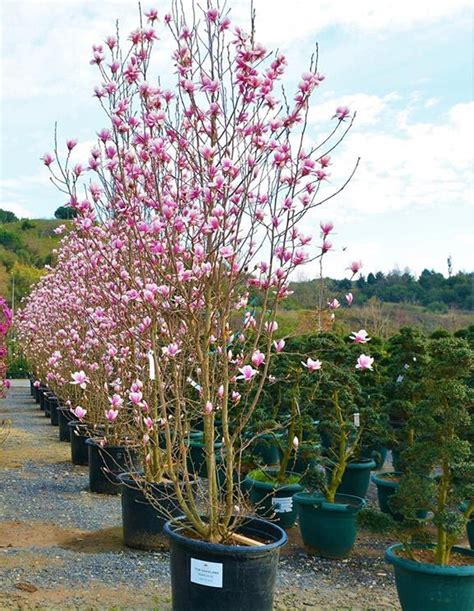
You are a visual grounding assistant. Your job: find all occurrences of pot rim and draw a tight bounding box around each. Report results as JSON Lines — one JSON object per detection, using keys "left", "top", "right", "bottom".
{"left": 385, "top": 543, "right": 474, "bottom": 575}
{"left": 293, "top": 492, "right": 366, "bottom": 512}
{"left": 371, "top": 471, "right": 402, "bottom": 487}
{"left": 164, "top": 515, "right": 287, "bottom": 556}
{"left": 246, "top": 469, "right": 303, "bottom": 492}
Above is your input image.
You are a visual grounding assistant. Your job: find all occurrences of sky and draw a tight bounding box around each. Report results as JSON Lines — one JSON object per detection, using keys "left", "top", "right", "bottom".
{"left": 0, "top": 0, "right": 473, "bottom": 279}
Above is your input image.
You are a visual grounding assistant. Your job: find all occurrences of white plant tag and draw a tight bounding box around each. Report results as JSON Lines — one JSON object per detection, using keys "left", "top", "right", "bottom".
{"left": 353, "top": 412, "right": 360, "bottom": 427}
{"left": 272, "top": 496, "right": 293, "bottom": 513}
{"left": 190, "top": 558, "right": 223, "bottom": 588}
{"left": 186, "top": 376, "right": 203, "bottom": 392}
{"left": 148, "top": 350, "right": 156, "bottom": 381}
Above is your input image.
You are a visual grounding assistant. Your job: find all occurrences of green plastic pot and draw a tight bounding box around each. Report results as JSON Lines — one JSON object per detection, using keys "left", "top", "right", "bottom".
{"left": 251, "top": 433, "right": 284, "bottom": 466}
{"left": 360, "top": 445, "right": 388, "bottom": 470}
{"left": 294, "top": 492, "right": 366, "bottom": 558}
{"left": 327, "top": 458, "right": 376, "bottom": 499}
{"left": 459, "top": 501, "right": 474, "bottom": 549}
{"left": 186, "top": 438, "right": 222, "bottom": 478}
{"left": 245, "top": 470, "right": 303, "bottom": 529}
{"left": 372, "top": 471, "right": 403, "bottom": 518}
{"left": 385, "top": 544, "right": 474, "bottom": 611}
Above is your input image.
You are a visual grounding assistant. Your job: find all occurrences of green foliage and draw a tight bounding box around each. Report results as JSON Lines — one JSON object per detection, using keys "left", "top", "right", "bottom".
{"left": 20, "top": 219, "right": 36, "bottom": 230}
{"left": 54, "top": 206, "right": 77, "bottom": 219}
{"left": 0, "top": 229, "right": 23, "bottom": 252}
{"left": 391, "top": 337, "right": 474, "bottom": 565}
{"left": 0, "top": 209, "right": 19, "bottom": 223}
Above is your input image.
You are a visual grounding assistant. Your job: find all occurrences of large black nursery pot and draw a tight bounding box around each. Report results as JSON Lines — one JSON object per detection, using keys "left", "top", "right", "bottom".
{"left": 327, "top": 458, "right": 376, "bottom": 499}
{"left": 294, "top": 492, "right": 366, "bottom": 559}
{"left": 385, "top": 544, "right": 474, "bottom": 611}
{"left": 119, "top": 473, "right": 183, "bottom": 550}
{"left": 34, "top": 384, "right": 41, "bottom": 404}
{"left": 86, "top": 439, "right": 140, "bottom": 495}
{"left": 29, "top": 378, "right": 35, "bottom": 397}
{"left": 43, "top": 392, "right": 55, "bottom": 418}
{"left": 57, "top": 406, "right": 73, "bottom": 442}
{"left": 164, "top": 516, "right": 287, "bottom": 611}
{"left": 245, "top": 470, "right": 303, "bottom": 529}
{"left": 47, "top": 395, "right": 59, "bottom": 425}
{"left": 68, "top": 421, "right": 89, "bottom": 465}
{"left": 372, "top": 471, "right": 403, "bottom": 519}
{"left": 39, "top": 386, "right": 48, "bottom": 411}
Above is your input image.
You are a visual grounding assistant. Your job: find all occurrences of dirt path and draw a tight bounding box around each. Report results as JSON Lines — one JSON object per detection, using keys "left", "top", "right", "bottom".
{"left": 0, "top": 382, "right": 400, "bottom": 609}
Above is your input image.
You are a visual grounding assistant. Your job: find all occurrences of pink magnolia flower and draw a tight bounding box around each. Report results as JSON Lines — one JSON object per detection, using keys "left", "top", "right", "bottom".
{"left": 264, "top": 321, "right": 278, "bottom": 334}
{"left": 42, "top": 153, "right": 54, "bottom": 166}
{"left": 350, "top": 329, "right": 371, "bottom": 344}
{"left": 320, "top": 221, "right": 334, "bottom": 236}
{"left": 238, "top": 365, "right": 258, "bottom": 381}
{"left": 356, "top": 354, "right": 374, "bottom": 371}
{"left": 162, "top": 342, "right": 181, "bottom": 357}
{"left": 273, "top": 339, "right": 285, "bottom": 353}
{"left": 109, "top": 394, "right": 123, "bottom": 408}
{"left": 204, "top": 401, "right": 213, "bottom": 415}
{"left": 143, "top": 416, "right": 154, "bottom": 429}
{"left": 302, "top": 358, "right": 322, "bottom": 372}
{"left": 328, "top": 298, "right": 340, "bottom": 310}
{"left": 70, "top": 370, "right": 90, "bottom": 389}
{"left": 345, "top": 292, "right": 353, "bottom": 306}
{"left": 66, "top": 139, "right": 77, "bottom": 151}
{"left": 129, "top": 390, "right": 143, "bottom": 405}
{"left": 334, "top": 106, "right": 350, "bottom": 120}
{"left": 348, "top": 260, "right": 363, "bottom": 274}
{"left": 105, "top": 408, "right": 119, "bottom": 422}
{"left": 71, "top": 406, "right": 87, "bottom": 420}
{"left": 53, "top": 225, "right": 66, "bottom": 235}
{"left": 251, "top": 350, "right": 265, "bottom": 367}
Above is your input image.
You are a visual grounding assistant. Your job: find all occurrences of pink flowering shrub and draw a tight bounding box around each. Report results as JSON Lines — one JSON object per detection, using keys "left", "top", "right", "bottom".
{"left": 18, "top": 3, "right": 361, "bottom": 542}
{"left": 0, "top": 297, "right": 12, "bottom": 398}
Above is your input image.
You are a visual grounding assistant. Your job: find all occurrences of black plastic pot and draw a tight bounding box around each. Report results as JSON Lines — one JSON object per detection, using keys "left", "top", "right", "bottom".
{"left": 48, "top": 396, "right": 60, "bottom": 426}
{"left": 39, "top": 387, "right": 48, "bottom": 411}
{"left": 294, "top": 492, "right": 366, "bottom": 559}
{"left": 86, "top": 439, "right": 139, "bottom": 494}
{"left": 29, "top": 378, "right": 35, "bottom": 396}
{"left": 164, "top": 516, "right": 287, "bottom": 611}
{"left": 385, "top": 544, "right": 474, "bottom": 611}
{"left": 34, "top": 384, "right": 41, "bottom": 404}
{"left": 57, "top": 407, "right": 73, "bottom": 442}
{"left": 119, "top": 474, "right": 183, "bottom": 550}
{"left": 68, "top": 421, "right": 89, "bottom": 465}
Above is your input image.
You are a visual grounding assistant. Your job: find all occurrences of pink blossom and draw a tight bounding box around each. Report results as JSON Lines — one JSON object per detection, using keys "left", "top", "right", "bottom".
{"left": 238, "top": 365, "right": 258, "bottom": 381}
{"left": 42, "top": 153, "right": 54, "bottom": 166}
{"left": 70, "top": 370, "right": 90, "bottom": 389}
{"left": 356, "top": 354, "right": 374, "bottom": 371}
{"left": 251, "top": 350, "right": 265, "bottom": 367}
{"left": 162, "top": 343, "right": 181, "bottom": 357}
{"left": 66, "top": 139, "right": 77, "bottom": 151}
{"left": 273, "top": 339, "right": 285, "bottom": 353}
{"left": 345, "top": 292, "right": 353, "bottom": 306}
{"left": 204, "top": 401, "right": 213, "bottom": 415}
{"left": 328, "top": 298, "right": 340, "bottom": 310}
{"left": 334, "top": 106, "right": 350, "bottom": 121}
{"left": 349, "top": 260, "right": 363, "bottom": 274}
{"left": 109, "top": 394, "right": 123, "bottom": 408}
{"left": 264, "top": 321, "right": 278, "bottom": 334}
{"left": 320, "top": 221, "right": 334, "bottom": 236}
{"left": 302, "top": 358, "right": 322, "bottom": 372}
{"left": 144, "top": 416, "right": 154, "bottom": 429}
{"left": 350, "top": 329, "right": 371, "bottom": 344}
{"left": 54, "top": 225, "right": 66, "bottom": 235}
{"left": 105, "top": 408, "right": 119, "bottom": 422}
{"left": 129, "top": 390, "right": 143, "bottom": 405}
{"left": 71, "top": 406, "right": 87, "bottom": 420}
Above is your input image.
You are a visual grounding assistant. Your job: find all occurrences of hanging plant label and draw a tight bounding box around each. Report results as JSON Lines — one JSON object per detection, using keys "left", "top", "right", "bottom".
{"left": 190, "top": 558, "right": 223, "bottom": 588}
{"left": 272, "top": 496, "right": 293, "bottom": 513}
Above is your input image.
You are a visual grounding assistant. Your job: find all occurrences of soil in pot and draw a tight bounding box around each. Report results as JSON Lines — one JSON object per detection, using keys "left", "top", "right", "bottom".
{"left": 385, "top": 544, "right": 474, "bottom": 611}
{"left": 294, "top": 492, "right": 366, "bottom": 559}
{"left": 245, "top": 469, "right": 303, "bottom": 529}
{"left": 68, "top": 421, "right": 89, "bottom": 465}
{"left": 119, "top": 474, "right": 185, "bottom": 550}
{"left": 86, "top": 440, "right": 140, "bottom": 495}
{"left": 164, "top": 516, "right": 287, "bottom": 611}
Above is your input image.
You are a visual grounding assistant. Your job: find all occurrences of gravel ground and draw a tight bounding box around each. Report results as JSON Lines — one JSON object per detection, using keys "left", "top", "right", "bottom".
{"left": 0, "top": 381, "right": 400, "bottom": 609}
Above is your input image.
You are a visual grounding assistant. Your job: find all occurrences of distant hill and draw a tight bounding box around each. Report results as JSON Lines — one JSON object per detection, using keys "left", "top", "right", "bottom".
{"left": 0, "top": 218, "right": 69, "bottom": 305}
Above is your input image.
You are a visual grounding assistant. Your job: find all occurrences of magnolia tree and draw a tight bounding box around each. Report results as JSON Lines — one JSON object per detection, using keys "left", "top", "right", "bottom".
{"left": 0, "top": 297, "right": 12, "bottom": 398}
{"left": 19, "top": 2, "right": 365, "bottom": 543}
